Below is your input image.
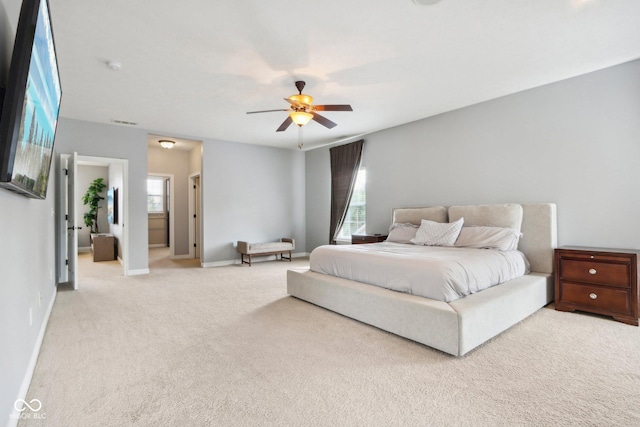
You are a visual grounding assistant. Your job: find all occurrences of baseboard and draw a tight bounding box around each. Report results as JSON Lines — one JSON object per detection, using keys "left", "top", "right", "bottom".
{"left": 171, "top": 254, "right": 192, "bottom": 260}
{"left": 148, "top": 244, "right": 168, "bottom": 249}
{"left": 7, "top": 287, "right": 56, "bottom": 427}
{"left": 126, "top": 268, "right": 150, "bottom": 276}
{"left": 201, "top": 252, "right": 309, "bottom": 268}
{"left": 78, "top": 246, "right": 91, "bottom": 253}
{"left": 293, "top": 252, "right": 309, "bottom": 259}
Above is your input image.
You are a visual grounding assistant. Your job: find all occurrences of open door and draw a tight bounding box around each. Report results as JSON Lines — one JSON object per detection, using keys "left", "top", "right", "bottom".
{"left": 189, "top": 174, "right": 201, "bottom": 259}
{"left": 194, "top": 175, "right": 201, "bottom": 259}
{"left": 58, "top": 152, "right": 79, "bottom": 289}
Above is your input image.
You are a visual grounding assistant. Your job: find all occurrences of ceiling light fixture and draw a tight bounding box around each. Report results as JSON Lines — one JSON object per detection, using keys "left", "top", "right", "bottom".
{"left": 290, "top": 111, "right": 313, "bottom": 127}
{"left": 159, "top": 139, "right": 175, "bottom": 149}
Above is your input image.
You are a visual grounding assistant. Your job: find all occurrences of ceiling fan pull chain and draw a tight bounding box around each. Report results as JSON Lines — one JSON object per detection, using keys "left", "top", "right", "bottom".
{"left": 298, "top": 126, "right": 304, "bottom": 149}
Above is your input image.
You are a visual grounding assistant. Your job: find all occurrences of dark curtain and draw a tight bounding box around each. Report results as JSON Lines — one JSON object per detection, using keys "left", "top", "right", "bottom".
{"left": 329, "top": 139, "right": 364, "bottom": 244}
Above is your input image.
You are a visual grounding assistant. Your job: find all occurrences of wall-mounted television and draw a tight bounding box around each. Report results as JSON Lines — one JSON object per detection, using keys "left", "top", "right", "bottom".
{"left": 0, "top": 0, "right": 62, "bottom": 199}
{"left": 107, "top": 187, "right": 118, "bottom": 224}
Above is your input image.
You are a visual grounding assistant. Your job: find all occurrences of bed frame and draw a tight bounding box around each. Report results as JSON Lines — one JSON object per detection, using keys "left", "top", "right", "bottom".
{"left": 287, "top": 203, "right": 557, "bottom": 356}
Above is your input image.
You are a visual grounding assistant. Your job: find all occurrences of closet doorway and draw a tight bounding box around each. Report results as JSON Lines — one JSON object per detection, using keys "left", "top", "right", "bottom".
{"left": 147, "top": 173, "right": 175, "bottom": 258}
{"left": 147, "top": 134, "right": 202, "bottom": 267}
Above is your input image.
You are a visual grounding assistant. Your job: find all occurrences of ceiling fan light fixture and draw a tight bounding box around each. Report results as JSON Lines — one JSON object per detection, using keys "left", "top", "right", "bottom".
{"left": 159, "top": 139, "right": 176, "bottom": 149}
{"left": 288, "top": 94, "right": 313, "bottom": 105}
{"left": 290, "top": 111, "right": 313, "bottom": 126}
{"left": 246, "top": 81, "right": 351, "bottom": 136}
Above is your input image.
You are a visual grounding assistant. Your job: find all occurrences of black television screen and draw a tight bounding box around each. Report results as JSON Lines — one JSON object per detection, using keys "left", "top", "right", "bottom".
{"left": 107, "top": 187, "right": 118, "bottom": 224}
{"left": 0, "top": 0, "right": 62, "bottom": 199}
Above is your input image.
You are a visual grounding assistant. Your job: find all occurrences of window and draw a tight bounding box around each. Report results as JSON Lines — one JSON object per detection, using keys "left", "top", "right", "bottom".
{"left": 147, "top": 177, "right": 165, "bottom": 213}
{"left": 336, "top": 169, "right": 366, "bottom": 241}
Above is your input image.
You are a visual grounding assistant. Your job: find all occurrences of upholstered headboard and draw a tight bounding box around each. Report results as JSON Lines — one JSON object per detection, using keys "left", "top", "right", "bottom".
{"left": 392, "top": 206, "right": 448, "bottom": 224}
{"left": 391, "top": 203, "right": 557, "bottom": 274}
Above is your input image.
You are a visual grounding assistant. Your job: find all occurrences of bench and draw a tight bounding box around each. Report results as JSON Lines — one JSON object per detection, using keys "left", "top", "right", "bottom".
{"left": 236, "top": 238, "right": 295, "bottom": 266}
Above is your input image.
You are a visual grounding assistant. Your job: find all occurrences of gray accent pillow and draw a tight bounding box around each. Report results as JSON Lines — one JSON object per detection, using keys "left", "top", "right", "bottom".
{"left": 454, "top": 226, "right": 522, "bottom": 251}
{"left": 386, "top": 223, "right": 419, "bottom": 244}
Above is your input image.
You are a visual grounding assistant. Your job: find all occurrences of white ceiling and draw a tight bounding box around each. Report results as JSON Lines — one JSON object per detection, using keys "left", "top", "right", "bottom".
{"left": 49, "top": 0, "right": 640, "bottom": 150}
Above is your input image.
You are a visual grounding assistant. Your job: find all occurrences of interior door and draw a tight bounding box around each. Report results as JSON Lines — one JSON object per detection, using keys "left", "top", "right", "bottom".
{"left": 58, "top": 154, "right": 69, "bottom": 283}
{"left": 59, "top": 152, "right": 79, "bottom": 289}
{"left": 68, "top": 152, "right": 79, "bottom": 288}
{"left": 194, "top": 175, "right": 201, "bottom": 259}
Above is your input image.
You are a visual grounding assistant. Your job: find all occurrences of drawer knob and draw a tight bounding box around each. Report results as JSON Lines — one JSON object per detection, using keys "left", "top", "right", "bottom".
{"left": 589, "top": 293, "right": 597, "bottom": 300}
{"left": 588, "top": 268, "right": 597, "bottom": 275}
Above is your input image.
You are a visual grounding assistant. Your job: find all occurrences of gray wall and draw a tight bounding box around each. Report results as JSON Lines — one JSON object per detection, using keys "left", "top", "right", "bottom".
{"left": 148, "top": 147, "right": 190, "bottom": 255}
{"left": 306, "top": 60, "right": 640, "bottom": 252}
{"left": 0, "top": 0, "right": 57, "bottom": 425}
{"left": 54, "top": 118, "right": 149, "bottom": 272}
{"left": 201, "top": 138, "right": 306, "bottom": 264}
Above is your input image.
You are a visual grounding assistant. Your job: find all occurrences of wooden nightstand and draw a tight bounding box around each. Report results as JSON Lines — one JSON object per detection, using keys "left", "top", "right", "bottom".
{"left": 351, "top": 234, "right": 388, "bottom": 244}
{"left": 554, "top": 246, "right": 639, "bottom": 326}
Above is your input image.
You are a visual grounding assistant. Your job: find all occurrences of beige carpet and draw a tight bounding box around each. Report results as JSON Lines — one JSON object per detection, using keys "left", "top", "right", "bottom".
{"left": 18, "top": 250, "right": 640, "bottom": 426}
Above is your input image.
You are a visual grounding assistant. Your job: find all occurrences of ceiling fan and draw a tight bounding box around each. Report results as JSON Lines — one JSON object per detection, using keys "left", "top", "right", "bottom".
{"left": 246, "top": 81, "right": 353, "bottom": 132}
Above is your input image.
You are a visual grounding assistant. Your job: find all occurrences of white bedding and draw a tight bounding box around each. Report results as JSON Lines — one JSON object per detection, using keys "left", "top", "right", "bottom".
{"left": 309, "top": 242, "right": 530, "bottom": 302}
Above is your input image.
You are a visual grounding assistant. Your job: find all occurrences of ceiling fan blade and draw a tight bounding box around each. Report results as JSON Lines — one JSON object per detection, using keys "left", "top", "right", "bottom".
{"left": 311, "top": 112, "right": 338, "bottom": 129}
{"left": 246, "top": 109, "right": 289, "bottom": 114}
{"left": 313, "top": 104, "right": 353, "bottom": 112}
{"left": 283, "top": 97, "right": 311, "bottom": 108}
{"left": 276, "top": 116, "right": 293, "bottom": 132}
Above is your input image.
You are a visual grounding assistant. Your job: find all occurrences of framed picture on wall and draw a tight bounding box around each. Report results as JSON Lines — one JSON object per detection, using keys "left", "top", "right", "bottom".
{"left": 107, "top": 187, "right": 118, "bottom": 224}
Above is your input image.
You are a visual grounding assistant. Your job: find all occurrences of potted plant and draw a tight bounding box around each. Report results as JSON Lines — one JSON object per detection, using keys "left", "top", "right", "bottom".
{"left": 82, "top": 178, "right": 107, "bottom": 233}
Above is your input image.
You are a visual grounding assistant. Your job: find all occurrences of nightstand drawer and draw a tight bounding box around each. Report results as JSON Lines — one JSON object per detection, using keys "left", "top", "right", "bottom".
{"left": 560, "top": 259, "right": 630, "bottom": 288}
{"left": 560, "top": 282, "right": 631, "bottom": 315}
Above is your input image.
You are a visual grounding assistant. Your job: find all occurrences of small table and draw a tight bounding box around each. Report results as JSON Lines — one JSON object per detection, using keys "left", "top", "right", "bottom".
{"left": 91, "top": 233, "right": 116, "bottom": 262}
{"left": 351, "top": 234, "right": 388, "bottom": 244}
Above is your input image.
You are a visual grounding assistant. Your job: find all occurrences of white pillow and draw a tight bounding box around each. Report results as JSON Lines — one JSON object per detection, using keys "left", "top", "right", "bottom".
{"left": 386, "top": 223, "right": 419, "bottom": 244}
{"left": 410, "top": 217, "right": 464, "bottom": 246}
{"left": 454, "top": 226, "right": 522, "bottom": 251}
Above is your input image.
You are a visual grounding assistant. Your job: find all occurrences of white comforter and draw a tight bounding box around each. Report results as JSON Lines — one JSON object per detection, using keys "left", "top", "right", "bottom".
{"left": 310, "top": 242, "right": 530, "bottom": 302}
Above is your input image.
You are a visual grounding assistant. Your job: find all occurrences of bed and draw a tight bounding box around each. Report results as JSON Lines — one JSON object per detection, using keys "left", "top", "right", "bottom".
{"left": 287, "top": 203, "right": 557, "bottom": 356}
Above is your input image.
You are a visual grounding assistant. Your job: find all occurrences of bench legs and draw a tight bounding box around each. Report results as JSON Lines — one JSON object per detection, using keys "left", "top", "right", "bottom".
{"left": 240, "top": 251, "right": 292, "bottom": 266}
{"left": 280, "top": 251, "right": 292, "bottom": 262}
{"left": 241, "top": 253, "right": 252, "bottom": 266}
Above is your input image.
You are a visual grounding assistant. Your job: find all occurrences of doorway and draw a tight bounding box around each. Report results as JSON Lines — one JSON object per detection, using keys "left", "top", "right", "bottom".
{"left": 147, "top": 173, "right": 175, "bottom": 258}
{"left": 57, "top": 153, "right": 130, "bottom": 289}
{"left": 147, "top": 134, "right": 202, "bottom": 267}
